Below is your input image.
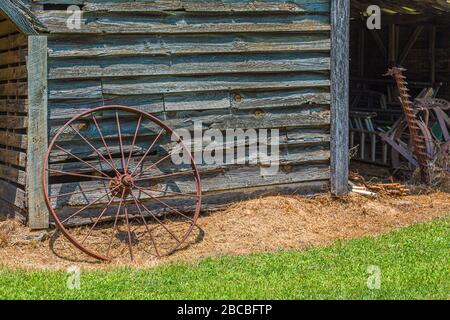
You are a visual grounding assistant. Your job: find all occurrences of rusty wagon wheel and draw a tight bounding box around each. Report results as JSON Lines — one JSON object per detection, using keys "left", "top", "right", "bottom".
{"left": 43, "top": 105, "right": 202, "bottom": 261}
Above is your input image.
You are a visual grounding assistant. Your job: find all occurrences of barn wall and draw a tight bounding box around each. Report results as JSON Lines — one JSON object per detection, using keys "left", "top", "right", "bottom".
{"left": 29, "top": 0, "right": 332, "bottom": 214}
{"left": 0, "top": 12, "right": 28, "bottom": 221}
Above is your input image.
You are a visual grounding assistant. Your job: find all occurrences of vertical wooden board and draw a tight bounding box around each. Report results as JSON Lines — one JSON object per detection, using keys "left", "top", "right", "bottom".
{"left": 27, "top": 35, "right": 49, "bottom": 229}
{"left": 330, "top": 0, "right": 349, "bottom": 196}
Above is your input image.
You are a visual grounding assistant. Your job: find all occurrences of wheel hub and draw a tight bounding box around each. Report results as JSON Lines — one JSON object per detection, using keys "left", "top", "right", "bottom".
{"left": 110, "top": 174, "right": 134, "bottom": 197}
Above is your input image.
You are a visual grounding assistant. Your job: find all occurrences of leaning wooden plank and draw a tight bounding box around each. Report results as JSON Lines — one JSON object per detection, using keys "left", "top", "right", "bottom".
{"left": 0, "top": 164, "right": 26, "bottom": 185}
{"left": 0, "top": 131, "right": 27, "bottom": 150}
{"left": 0, "top": 179, "right": 27, "bottom": 209}
{"left": 35, "top": 12, "right": 331, "bottom": 34}
{"left": 330, "top": 0, "right": 350, "bottom": 196}
{"left": 0, "top": 99, "right": 28, "bottom": 113}
{"left": 0, "top": 0, "right": 42, "bottom": 35}
{"left": 0, "top": 65, "right": 28, "bottom": 82}
{"left": 82, "top": 0, "right": 330, "bottom": 13}
{"left": 0, "top": 115, "right": 28, "bottom": 129}
{"left": 47, "top": 73, "right": 330, "bottom": 99}
{"left": 27, "top": 36, "right": 49, "bottom": 229}
{"left": 0, "top": 148, "right": 27, "bottom": 167}
{"left": 47, "top": 34, "right": 330, "bottom": 58}
{"left": 48, "top": 53, "right": 330, "bottom": 79}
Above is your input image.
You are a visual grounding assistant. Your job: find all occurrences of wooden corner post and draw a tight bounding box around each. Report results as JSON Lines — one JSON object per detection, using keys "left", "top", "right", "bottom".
{"left": 27, "top": 35, "right": 48, "bottom": 229}
{"left": 330, "top": 0, "right": 350, "bottom": 196}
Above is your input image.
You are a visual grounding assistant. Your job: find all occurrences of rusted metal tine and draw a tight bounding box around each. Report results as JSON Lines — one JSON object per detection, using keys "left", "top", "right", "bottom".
{"left": 135, "top": 186, "right": 195, "bottom": 222}
{"left": 130, "top": 193, "right": 160, "bottom": 257}
{"left": 69, "top": 124, "right": 120, "bottom": 176}
{"left": 125, "top": 115, "right": 142, "bottom": 174}
{"left": 61, "top": 185, "right": 120, "bottom": 224}
{"left": 130, "top": 128, "right": 165, "bottom": 176}
{"left": 54, "top": 144, "right": 112, "bottom": 179}
{"left": 92, "top": 114, "right": 121, "bottom": 176}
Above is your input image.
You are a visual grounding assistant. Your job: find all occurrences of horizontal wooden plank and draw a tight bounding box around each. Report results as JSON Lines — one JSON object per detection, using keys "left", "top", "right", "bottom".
{"left": 48, "top": 95, "right": 164, "bottom": 120}
{"left": 0, "top": 131, "right": 28, "bottom": 149}
{"left": 81, "top": 0, "right": 330, "bottom": 13}
{"left": 49, "top": 162, "right": 330, "bottom": 210}
{"left": 48, "top": 52, "right": 330, "bottom": 79}
{"left": 0, "top": 65, "right": 28, "bottom": 81}
{"left": 47, "top": 33, "right": 330, "bottom": 58}
{"left": 0, "top": 99, "right": 28, "bottom": 113}
{"left": 0, "top": 82, "right": 28, "bottom": 96}
{"left": 48, "top": 126, "right": 329, "bottom": 163}
{"left": 49, "top": 106, "right": 330, "bottom": 141}
{"left": 0, "top": 115, "right": 28, "bottom": 129}
{"left": 231, "top": 88, "right": 330, "bottom": 109}
{"left": 0, "top": 179, "right": 26, "bottom": 209}
{"left": 0, "top": 164, "right": 26, "bottom": 185}
{"left": 35, "top": 11, "right": 330, "bottom": 34}
{"left": 0, "top": 148, "right": 27, "bottom": 167}
{"left": 48, "top": 73, "right": 330, "bottom": 99}
{"left": 53, "top": 179, "right": 329, "bottom": 227}
{"left": 165, "top": 91, "right": 230, "bottom": 111}
{"left": 0, "top": 34, "right": 27, "bottom": 52}
{"left": 0, "top": 49, "right": 27, "bottom": 66}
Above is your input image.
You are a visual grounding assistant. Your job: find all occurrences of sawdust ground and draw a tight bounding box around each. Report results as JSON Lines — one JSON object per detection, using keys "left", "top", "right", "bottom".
{"left": 0, "top": 191, "right": 448, "bottom": 271}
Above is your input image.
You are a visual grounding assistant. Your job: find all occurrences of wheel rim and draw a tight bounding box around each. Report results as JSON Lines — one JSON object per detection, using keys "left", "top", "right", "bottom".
{"left": 43, "top": 105, "right": 202, "bottom": 261}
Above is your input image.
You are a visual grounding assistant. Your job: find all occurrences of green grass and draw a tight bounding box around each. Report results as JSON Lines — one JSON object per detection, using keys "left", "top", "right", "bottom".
{"left": 0, "top": 219, "right": 449, "bottom": 300}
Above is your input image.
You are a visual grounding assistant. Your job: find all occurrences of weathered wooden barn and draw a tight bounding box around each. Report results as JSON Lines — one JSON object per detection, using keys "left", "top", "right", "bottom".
{"left": 0, "top": 0, "right": 448, "bottom": 232}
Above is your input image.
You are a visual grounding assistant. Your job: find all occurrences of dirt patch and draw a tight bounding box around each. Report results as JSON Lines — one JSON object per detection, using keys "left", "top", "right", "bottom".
{"left": 0, "top": 192, "right": 448, "bottom": 270}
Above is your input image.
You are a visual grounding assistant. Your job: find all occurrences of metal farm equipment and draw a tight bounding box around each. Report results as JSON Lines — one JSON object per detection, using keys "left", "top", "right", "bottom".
{"left": 379, "top": 68, "right": 450, "bottom": 182}
{"left": 42, "top": 106, "right": 202, "bottom": 261}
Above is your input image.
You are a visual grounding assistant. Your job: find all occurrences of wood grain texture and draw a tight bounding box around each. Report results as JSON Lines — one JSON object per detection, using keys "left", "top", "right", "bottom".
{"left": 27, "top": 36, "right": 49, "bottom": 229}
{"left": 330, "top": 0, "right": 349, "bottom": 196}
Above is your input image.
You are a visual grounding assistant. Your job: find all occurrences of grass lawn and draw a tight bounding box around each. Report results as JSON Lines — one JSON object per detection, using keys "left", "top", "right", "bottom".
{"left": 0, "top": 219, "right": 448, "bottom": 300}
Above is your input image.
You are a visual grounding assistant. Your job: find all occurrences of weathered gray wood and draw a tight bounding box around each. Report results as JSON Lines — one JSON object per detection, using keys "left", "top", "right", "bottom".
{"left": 27, "top": 36, "right": 49, "bottom": 229}
{"left": 0, "top": 164, "right": 26, "bottom": 185}
{"left": 330, "top": 0, "right": 349, "bottom": 196}
{"left": 0, "top": 148, "right": 27, "bottom": 167}
{"left": 35, "top": 11, "right": 331, "bottom": 34}
{"left": 0, "top": 179, "right": 27, "bottom": 209}
{"left": 47, "top": 73, "right": 330, "bottom": 99}
{"left": 47, "top": 34, "right": 330, "bottom": 58}
{"left": 48, "top": 52, "right": 330, "bottom": 80}
{"left": 0, "top": 99, "right": 28, "bottom": 113}
{"left": 0, "top": 0, "right": 42, "bottom": 35}
{"left": 0, "top": 131, "right": 28, "bottom": 149}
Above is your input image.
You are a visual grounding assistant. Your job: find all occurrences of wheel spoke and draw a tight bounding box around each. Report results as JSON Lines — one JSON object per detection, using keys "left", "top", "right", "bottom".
{"left": 92, "top": 115, "right": 121, "bottom": 176}
{"left": 47, "top": 168, "right": 112, "bottom": 181}
{"left": 69, "top": 124, "right": 120, "bottom": 176}
{"left": 49, "top": 186, "right": 110, "bottom": 199}
{"left": 81, "top": 195, "right": 116, "bottom": 244}
{"left": 61, "top": 185, "right": 120, "bottom": 224}
{"left": 126, "top": 115, "right": 142, "bottom": 174}
{"left": 130, "top": 129, "right": 164, "bottom": 176}
{"left": 106, "top": 189, "right": 126, "bottom": 258}
{"left": 136, "top": 187, "right": 199, "bottom": 198}
{"left": 116, "top": 111, "right": 127, "bottom": 171}
{"left": 135, "top": 197, "right": 181, "bottom": 244}
{"left": 136, "top": 186, "right": 194, "bottom": 222}
{"left": 124, "top": 207, "right": 134, "bottom": 261}
{"left": 130, "top": 193, "right": 160, "bottom": 257}
{"left": 134, "top": 148, "right": 180, "bottom": 179}
{"left": 54, "top": 144, "right": 112, "bottom": 179}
